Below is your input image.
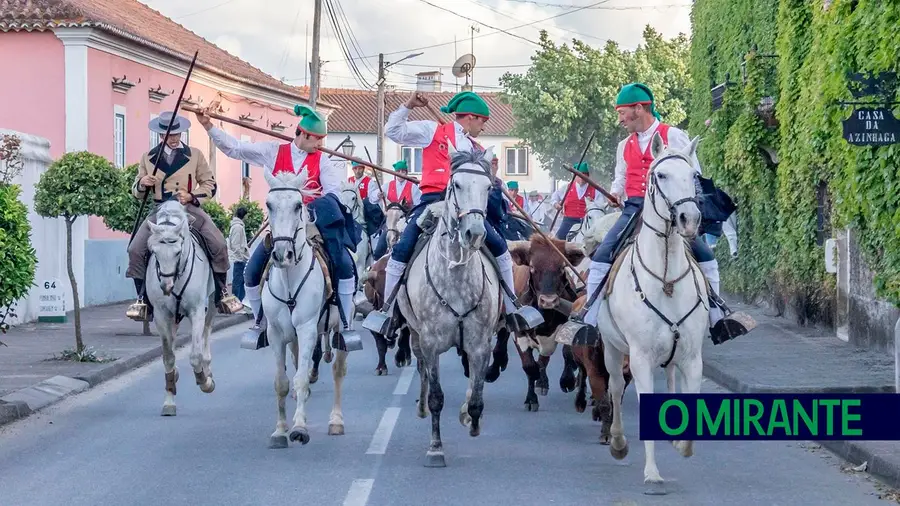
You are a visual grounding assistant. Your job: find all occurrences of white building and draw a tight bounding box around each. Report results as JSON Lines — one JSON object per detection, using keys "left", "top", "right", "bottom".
{"left": 320, "top": 74, "right": 559, "bottom": 194}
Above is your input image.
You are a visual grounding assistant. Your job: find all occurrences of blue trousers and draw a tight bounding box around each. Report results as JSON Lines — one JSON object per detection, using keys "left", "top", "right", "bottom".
{"left": 391, "top": 192, "right": 507, "bottom": 263}
{"left": 591, "top": 197, "right": 715, "bottom": 264}
{"left": 231, "top": 261, "right": 246, "bottom": 301}
{"left": 373, "top": 223, "right": 389, "bottom": 260}
{"left": 554, "top": 216, "right": 582, "bottom": 240}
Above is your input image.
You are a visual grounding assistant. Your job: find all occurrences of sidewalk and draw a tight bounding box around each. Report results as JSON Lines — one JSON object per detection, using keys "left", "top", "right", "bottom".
{"left": 703, "top": 299, "right": 900, "bottom": 490}
{"left": 0, "top": 302, "right": 251, "bottom": 426}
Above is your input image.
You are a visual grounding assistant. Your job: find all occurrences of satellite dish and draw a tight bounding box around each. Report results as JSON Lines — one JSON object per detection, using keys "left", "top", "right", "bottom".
{"left": 452, "top": 54, "right": 476, "bottom": 79}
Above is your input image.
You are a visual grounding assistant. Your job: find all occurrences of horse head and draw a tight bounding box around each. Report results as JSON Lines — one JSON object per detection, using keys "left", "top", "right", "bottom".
{"left": 582, "top": 195, "right": 612, "bottom": 233}
{"left": 339, "top": 179, "right": 364, "bottom": 224}
{"left": 263, "top": 168, "right": 317, "bottom": 268}
{"left": 444, "top": 144, "right": 495, "bottom": 251}
{"left": 384, "top": 201, "right": 409, "bottom": 249}
{"left": 647, "top": 131, "right": 703, "bottom": 239}
{"left": 147, "top": 200, "right": 191, "bottom": 296}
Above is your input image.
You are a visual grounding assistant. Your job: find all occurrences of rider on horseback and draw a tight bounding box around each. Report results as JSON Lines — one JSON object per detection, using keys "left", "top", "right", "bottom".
{"left": 567, "top": 82, "right": 754, "bottom": 344}
{"left": 349, "top": 161, "right": 385, "bottom": 241}
{"left": 362, "top": 90, "right": 542, "bottom": 335}
{"left": 126, "top": 111, "right": 243, "bottom": 321}
{"left": 195, "top": 102, "right": 362, "bottom": 348}
{"left": 372, "top": 160, "right": 421, "bottom": 260}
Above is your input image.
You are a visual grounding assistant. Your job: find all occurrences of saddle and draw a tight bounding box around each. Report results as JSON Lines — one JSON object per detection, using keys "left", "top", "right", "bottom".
{"left": 259, "top": 224, "right": 334, "bottom": 302}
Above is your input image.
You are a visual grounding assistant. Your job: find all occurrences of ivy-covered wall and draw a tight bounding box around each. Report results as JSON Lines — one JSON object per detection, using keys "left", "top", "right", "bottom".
{"left": 689, "top": 0, "right": 900, "bottom": 332}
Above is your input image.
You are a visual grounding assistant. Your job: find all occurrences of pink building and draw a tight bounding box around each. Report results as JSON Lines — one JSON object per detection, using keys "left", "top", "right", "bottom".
{"left": 0, "top": 0, "right": 339, "bottom": 308}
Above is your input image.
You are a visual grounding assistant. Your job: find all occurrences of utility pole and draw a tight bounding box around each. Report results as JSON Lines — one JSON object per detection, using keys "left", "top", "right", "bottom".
{"left": 376, "top": 53, "right": 386, "bottom": 167}
{"left": 309, "top": 0, "right": 322, "bottom": 108}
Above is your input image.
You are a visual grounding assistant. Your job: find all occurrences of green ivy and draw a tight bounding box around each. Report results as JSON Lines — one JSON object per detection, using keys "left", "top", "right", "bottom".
{"left": 228, "top": 198, "right": 265, "bottom": 242}
{"left": 690, "top": 0, "right": 900, "bottom": 315}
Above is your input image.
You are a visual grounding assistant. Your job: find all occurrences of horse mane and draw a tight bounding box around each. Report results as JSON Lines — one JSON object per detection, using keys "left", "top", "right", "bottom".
{"left": 450, "top": 149, "right": 490, "bottom": 174}
{"left": 269, "top": 169, "right": 320, "bottom": 201}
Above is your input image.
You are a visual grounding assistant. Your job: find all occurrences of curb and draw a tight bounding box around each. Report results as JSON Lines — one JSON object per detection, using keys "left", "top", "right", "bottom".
{"left": 702, "top": 360, "right": 900, "bottom": 490}
{"left": 0, "top": 313, "right": 250, "bottom": 428}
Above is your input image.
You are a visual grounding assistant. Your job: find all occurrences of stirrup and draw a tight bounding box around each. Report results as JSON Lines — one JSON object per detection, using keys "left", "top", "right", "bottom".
{"left": 126, "top": 299, "right": 151, "bottom": 322}
{"left": 240, "top": 324, "right": 269, "bottom": 350}
{"left": 710, "top": 311, "right": 756, "bottom": 345}
{"left": 556, "top": 308, "right": 599, "bottom": 346}
{"left": 217, "top": 294, "right": 244, "bottom": 314}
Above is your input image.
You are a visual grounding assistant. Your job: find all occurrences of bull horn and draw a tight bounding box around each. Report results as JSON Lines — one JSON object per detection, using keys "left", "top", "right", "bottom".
{"left": 564, "top": 242, "right": 586, "bottom": 256}
{"left": 507, "top": 240, "right": 531, "bottom": 253}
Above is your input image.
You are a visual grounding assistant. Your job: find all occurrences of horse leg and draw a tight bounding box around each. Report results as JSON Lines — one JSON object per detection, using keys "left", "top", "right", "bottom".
{"left": 586, "top": 346, "right": 613, "bottom": 444}
{"left": 374, "top": 332, "right": 389, "bottom": 376}
{"left": 424, "top": 352, "right": 446, "bottom": 467}
{"left": 460, "top": 346, "right": 489, "bottom": 436}
{"left": 290, "top": 322, "right": 318, "bottom": 445}
{"left": 412, "top": 331, "right": 428, "bottom": 419}
{"left": 559, "top": 344, "right": 577, "bottom": 393}
{"left": 269, "top": 336, "right": 290, "bottom": 449}
{"left": 189, "top": 309, "right": 214, "bottom": 393}
{"left": 574, "top": 362, "right": 588, "bottom": 414}
{"left": 485, "top": 327, "right": 510, "bottom": 382}
{"left": 395, "top": 326, "right": 412, "bottom": 368}
{"left": 514, "top": 336, "right": 540, "bottom": 412}
{"left": 159, "top": 315, "right": 178, "bottom": 416}
{"left": 672, "top": 356, "right": 703, "bottom": 459}
{"left": 604, "top": 343, "right": 628, "bottom": 460}
{"left": 629, "top": 352, "right": 665, "bottom": 494}
{"left": 328, "top": 349, "right": 348, "bottom": 435}
{"left": 537, "top": 353, "right": 550, "bottom": 396}
{"left": 290, "top": 339, "right": 299, "bottom": 400}
{"left": 323, "top": 329, "right": 334, "bottom": 363}
{"left": 199, "top": 301, "right": 216, "bottom": 393}
{"left": 309, "top": 334, "right": 322, "bottom": 384}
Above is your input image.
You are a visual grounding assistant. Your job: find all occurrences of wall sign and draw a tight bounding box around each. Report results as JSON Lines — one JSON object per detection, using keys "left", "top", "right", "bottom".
{"left": 842, "top": 107, "right": 900, "bottom": 146}
{"left": 37, "top": 279, "right": 66, "bottom": 323}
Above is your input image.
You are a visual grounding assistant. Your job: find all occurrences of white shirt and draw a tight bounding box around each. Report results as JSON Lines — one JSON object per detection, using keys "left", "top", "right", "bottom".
{"left": 551, "top": 181, "right": 590, "bottom": 204}
{"left": 610, "top": 119, "right": 701, "bottom": 196}
{"left": 207, "top": 126, "right": 343, "bottom": 197}
{"left": 385, "top": 105, "right": 481, "bottom": 153}
{"left": 350, "top": 175, "right": 382, "bottom": 205}
{"left": 525, "top": 198, "right": 546, "bottom": 224}
{"left": 387, "top": 178, "right": 422, "bottom": 206}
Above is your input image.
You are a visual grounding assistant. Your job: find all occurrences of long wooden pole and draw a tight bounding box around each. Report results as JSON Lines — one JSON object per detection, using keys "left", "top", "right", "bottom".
{"left": 181, "top": 104, "right": 421, "bottom": 184}
{"left": 128, "top": 51, "right": 199, "bottom": 247}
{"left": 548, "top": 131, "right": 596, "bottom": 231}
{"left": 558, "top": 162, "right": 621, "bottom": 208}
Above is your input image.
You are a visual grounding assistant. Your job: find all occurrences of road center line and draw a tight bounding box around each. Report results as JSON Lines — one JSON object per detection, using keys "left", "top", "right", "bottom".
{"left": 393, "top": 365, "right": 415, "bottom": 396}
{"left": 366, "top": 407, "right": 401, "bottom": 455}
{"left": 342, "top": 479, "right": 374, "bottom": 506}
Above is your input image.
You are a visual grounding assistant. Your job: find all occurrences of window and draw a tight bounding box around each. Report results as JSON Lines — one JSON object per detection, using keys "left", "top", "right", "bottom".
{"left": 505, "top": 147, "right": 528, "bottom": 176}
{"left": 114, "top": 105, "right": 126, "bottom": 168}
{"left": 240, "top": 134, "right": 251, "bottom": 179}
{"left": 401, "top": 146, "right": 423, "bottom": 174}
{"left": 149, "top": 114, "right": 159, "bottom": 150}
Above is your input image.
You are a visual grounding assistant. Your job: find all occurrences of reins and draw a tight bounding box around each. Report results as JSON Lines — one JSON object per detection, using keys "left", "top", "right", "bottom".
{"left": 153, "top": 217, "right": 199, "bottom": 322}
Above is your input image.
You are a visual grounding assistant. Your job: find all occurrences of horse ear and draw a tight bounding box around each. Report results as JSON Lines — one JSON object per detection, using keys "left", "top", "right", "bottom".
{"left": 263, "top": 168, "right": 278, "bottom": 188}
{"left": 148, "top": 221, "right": 164, "bottom": 235}
{"left": 585, "top": 194, "right": 594, "bottom": 206}
{"left": 687, "top": 135, "right": 702, "bottom": 158}
{"left": 482, "top": 146, "right": 495, "bottom": 165}
{"left": 650, "top": 131, "right": 667, "bottom": 159}
{"left": 507, "top": 240, "right": 531, "bottom": 265}
{"left": 447, "top": 141, "right": 458, "bottom": 157}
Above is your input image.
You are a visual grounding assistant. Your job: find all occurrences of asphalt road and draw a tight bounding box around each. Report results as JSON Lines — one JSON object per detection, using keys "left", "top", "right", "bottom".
{"left": 0, "top": 322, "right": 893, "bottom": 506}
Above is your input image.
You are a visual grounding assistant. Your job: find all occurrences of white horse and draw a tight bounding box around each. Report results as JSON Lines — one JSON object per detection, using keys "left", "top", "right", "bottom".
{"left": 595, "top": 132, "right": 709, "bottom": 494}
{"left": 339, "top": 180, "right": 370, "bottom": 290}
{"left": 145, "top": 200, "right": 217, "bottom": 416}
{"left": 261, "top": 168, "right": 348, "bottom": 449}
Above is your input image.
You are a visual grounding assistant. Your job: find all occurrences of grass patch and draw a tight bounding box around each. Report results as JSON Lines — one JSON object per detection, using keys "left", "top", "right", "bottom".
{"left": 47, "top": 347, "right": 117, "bottom": 363}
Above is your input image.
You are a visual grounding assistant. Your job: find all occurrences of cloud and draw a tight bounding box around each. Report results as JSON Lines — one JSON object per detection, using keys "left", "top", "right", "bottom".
{"left": 142, "top": 0, "right": 691, "bottom": 92}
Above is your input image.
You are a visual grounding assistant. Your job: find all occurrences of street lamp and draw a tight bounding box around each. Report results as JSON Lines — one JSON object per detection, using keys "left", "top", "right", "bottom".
{"left": 342, "top": 138, "right": 355, "bottom": 157}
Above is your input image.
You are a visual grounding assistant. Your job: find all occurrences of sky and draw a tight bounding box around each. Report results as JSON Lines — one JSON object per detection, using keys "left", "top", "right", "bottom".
{"left": 140, "top": 0, "right": 693, "bottom": 94}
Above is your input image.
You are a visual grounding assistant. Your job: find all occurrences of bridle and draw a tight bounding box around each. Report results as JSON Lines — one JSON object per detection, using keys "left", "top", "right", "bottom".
{"left": 267, "top": 186, "right": 308, "bottom": 265}
{"left": 385, "top": 202, "right": 409, "bottom": 245}
{"left": 441, "top": 163, "right": 493, "bottom": 235}
{"left": 642, "top": 152, "right": 702, "bottom": 238}
{"left": 153, "top": 216, "right": 197, "bottom": 321}
{"left": 341, "top": 188, "right": 361, "bottom": 218}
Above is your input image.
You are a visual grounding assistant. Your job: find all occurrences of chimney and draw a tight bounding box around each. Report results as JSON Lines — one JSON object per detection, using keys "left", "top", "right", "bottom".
{"left": 416, "top": 71, "right": 442, "bottom": 92}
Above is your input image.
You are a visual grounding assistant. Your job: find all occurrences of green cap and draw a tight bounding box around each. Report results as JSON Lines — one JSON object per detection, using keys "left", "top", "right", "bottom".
{"left": 507, "top": 181, "right": 519, "bottom": 190}
{"left": 575, "top": 161, "right": 590, "bottom": 173}
{"left": 615, "top": 83, "right": 661, "bottom": 120}
{"left": 293, "top": 104, "right": 328, "bottom": 137}
{"left": 393, "top": 160, "right": 408, "bottom": 171}
{"left": 440, "top": 91, "right": 490, "bottom": 118}
{"left": 351, "top": 161, "right": 360, "bottom": 167}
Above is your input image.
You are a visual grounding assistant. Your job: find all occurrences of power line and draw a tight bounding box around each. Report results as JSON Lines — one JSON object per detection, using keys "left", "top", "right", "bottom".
{"left": 172, "top": 0, "right": 243, "bottom": 20}
{"left": 322, "top": 0, "right": 376, "bottom": 88}
{"left": 401, "top": 63, "right": 533, "bottom": 68}
{"left": 329, "top": 0, "right": 615, "bottom": 63}
{"left": 464, "top": 0, "right": 612, "bottom": 44}
{"left": 415, "top": 0, "right": 543, "bottom": 47}
{"left": 500, "top": 0, "right": 691, "bottom": 8}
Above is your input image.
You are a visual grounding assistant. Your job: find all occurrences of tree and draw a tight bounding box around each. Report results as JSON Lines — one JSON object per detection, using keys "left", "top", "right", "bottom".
{"left": 102, "top": 163, "right": 149, "bottom": 234}
{"left": 0, "top": 134, "right": 37, "bottom": 343}
{"left": 499, "top": 27, "right": 691, "bottom": 184}
{"left": 202, "top": 199, "right": 229, "bottom": 236}
{"left": 228, "top": 198, "right": 265, "bottom": 241}
{"left": 34, "top": 152, "right": 121, "bottom": 354}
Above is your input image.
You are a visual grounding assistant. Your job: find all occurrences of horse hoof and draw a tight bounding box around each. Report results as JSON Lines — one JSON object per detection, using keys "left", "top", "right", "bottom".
{"left": 610, "top": 442, "right": 629, "bottom": 460}
{"left": 289, "top": 427, "right": 311, "bottom": 444}
{"left": 673, "top": 440, "right": 694, "bottom": 457}
{"left": 268, "top": 435, "right": 289, "bottom": 449}
{"left": 575, "top": 398, "right": 587, "bottom": 413}
{"left": 324, "top": 350, "right": 333, "bottom": 363}
{"left": 459, "top": 410, "right": 471, "bottom": 427}
{"left": 375, "top": 366, "right": 388, "bottom": 376}
{"left": 309, "top": 370, "right": 319, "bottom": 384}
{"left": 599, "top": 434, "right": 611, "bottom": 445}
{"left": 525, "top": 401, "right": 539, "bottom": 412}
{"left": 160, "top": 404, "right": 176, "bottom": 416}
{"left": 200, "top": 378, "right": 215, "bottom": 393}
{"left": 538, "top": 387, "right": 549, "bottom": 396}
{"left": 328, "top": 424, "right": 345, "bottom": 436}
{"left": 643, "top": 481, "right": 667, "bottom": 496}
{"left": 424, "top": 451, "right": 446, "bottom": 468}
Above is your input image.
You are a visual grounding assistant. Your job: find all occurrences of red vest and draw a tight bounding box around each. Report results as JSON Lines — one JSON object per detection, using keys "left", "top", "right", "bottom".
{"left": 623, "top": 123, "right": 670, "bottom": 199}
{"left": 349, "top": 175, "right": 370, "bottom": 199}
{"left": 563, "top": 184, "right": 597, "bottom": 219}
{"left": 419, "top": 121, "right": 483, "bottom": 195}
{"left": 387, "top": 180, "right": 413, "bottom": 207}
{"left": 512, "top": 194, "right": 524, "bottom": 209}
{"left": 273, "top": 143, "right": 321, "bottom": 204}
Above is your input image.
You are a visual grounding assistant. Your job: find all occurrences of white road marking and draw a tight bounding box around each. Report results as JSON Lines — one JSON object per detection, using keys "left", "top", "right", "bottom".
{"left": 393, "top": 365, "right": 415, "bottom": 396}
{"left": 342, "top": 479, "right": 374, "bottom": 506}
{"left": 366, "top": 407, "right": 401, "bottom": 455}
